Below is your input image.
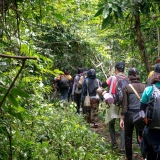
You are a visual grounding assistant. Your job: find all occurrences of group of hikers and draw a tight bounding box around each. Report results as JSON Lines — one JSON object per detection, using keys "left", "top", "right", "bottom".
{"left": 53, "top": 58, "right": 160, "bottom": 160}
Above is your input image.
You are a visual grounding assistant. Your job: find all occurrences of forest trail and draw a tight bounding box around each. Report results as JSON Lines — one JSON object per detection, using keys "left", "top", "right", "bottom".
{"left": 90, "top": 122, "right": 144, "bottom": 160}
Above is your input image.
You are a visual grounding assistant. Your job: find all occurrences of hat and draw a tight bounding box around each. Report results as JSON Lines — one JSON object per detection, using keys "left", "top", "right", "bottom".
{"left": 115, "top": 62, "right": 125, "bottom": 72}
{"left": 156, "top": 56, "right": 160, "bottom": 64}
{"left": 154, "top": 63, "right": 160, "bottom": 73}
{"left": 128, "top": 67, "right": 139, "bottom": 76}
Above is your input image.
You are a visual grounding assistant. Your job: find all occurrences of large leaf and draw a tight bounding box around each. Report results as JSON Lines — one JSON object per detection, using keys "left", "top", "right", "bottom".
{"left": 53, "top": 69, "right": 64, "bottom": 75}
{"left": 8, "top": 108, "right": 23, "bottom": 121}
{"left": 102, "top": 16, "right": 111, "bottom": 30}
{"left": 94, "top": 6, "right": 105, "bottom": 17}
{"left": 103, "top": 5, "right": 110, "bottom": 19}
{"left": 7, "top": 94, "right": 18, "bottom": 107}
{"left": 10, "top": 88, "right": 29, "bottom": 98}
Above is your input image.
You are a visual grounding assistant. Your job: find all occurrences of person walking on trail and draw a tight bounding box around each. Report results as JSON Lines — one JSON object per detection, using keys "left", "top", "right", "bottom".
{"left": 138, "top": 63, "right": 160, "bottom": 160}
{"left": 72, "top": 68, "right": 84, "bottom": 114}
{"left": 81, "top": 70, "right": 88, "bottom": 114}
{"left": 67, "top": 77, "right": 74, "bottom": 102}
{"left": 102, "top": 62, "right": 127, "bottom": 153}
{"left": 54, "top": 69, "right": 72, "bottom": 101}
{"left": 82, "top": 69, "right": 102, "bottom": 128}
{"left": 120, "top": 68, "right": 146, "bottom": 160}
{"left": 147, "top": 56, "right": 160, "bottom": 86}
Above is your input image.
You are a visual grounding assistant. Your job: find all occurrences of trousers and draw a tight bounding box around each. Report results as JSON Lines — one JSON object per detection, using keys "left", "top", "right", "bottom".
{"left": 109, "top": 118, "right": 125, "bottom": 149}
{"left": 86, "top": 98, "right": 99, "bottom": 124}
{"left": 124, "top": 110, "right": 139, "bottom": 160}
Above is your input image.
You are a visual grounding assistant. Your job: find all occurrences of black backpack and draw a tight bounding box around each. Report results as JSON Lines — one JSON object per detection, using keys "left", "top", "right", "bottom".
{"left": 146, "top": 85, "right": 160, "bottom": 129}
{"left": 57, "top": 75, "right": 69, "bottom": 89}
{"left": 114, "top": 75, "right": 129, "bottom": 106}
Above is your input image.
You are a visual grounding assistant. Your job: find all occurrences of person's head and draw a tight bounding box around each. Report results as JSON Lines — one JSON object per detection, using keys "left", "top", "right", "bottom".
{"left": 83, "top": 70, "right": 88, "bottom": 78}
{"left": 115, "top": 62, "right": 125, "bottom": 74}
{"left": 87, "top": 69, "right": 96, "bottom": 79}
{"left": 128, "top": 67, "right": 140, "bottom": 81}
{"left": 150, "top": 63, "right": 160, "bottom": 84}
{"left": 63, "top": 68, "right": 69, "bottom": 75}
{"left": 77, "top": 68, "right": 83, "bottom": 74}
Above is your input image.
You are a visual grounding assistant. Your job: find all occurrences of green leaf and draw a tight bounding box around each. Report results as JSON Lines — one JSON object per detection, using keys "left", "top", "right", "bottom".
{"left": 112, "top": 4, "right": 118, "bottom": 12}
{"left": 103, "top": 6, "right": 109, "bottom": 19}
{"left": 102, "top": 16, "right": 111, "bottom": 30}
{"left": 7, "top": 94, "right": 18, "bottom": 107}
{"left": 16, "top": 106, "right": 26, "bottom": 112}
{"left": 53, "top": 69, "right": 64, "bottom": 74}
{"left": 94, "top": 6, "right": 104, "bottom": 17}
{"left": 54, "top": 13, "right": 64, "bottom": 20}
{"left": 8, "top": 108, "right": 23, "bottom": 121}
{"left": 117, "top": 7, "right": 123, "bottom": 18}
{"left": 10, "top": 88, "right": 29, "bottom": 98}
{"left": 108, "top": 3, "right": 112, "bottom": 8}
{"left": 0, "top": 85, "right": 7, "bottom": 93}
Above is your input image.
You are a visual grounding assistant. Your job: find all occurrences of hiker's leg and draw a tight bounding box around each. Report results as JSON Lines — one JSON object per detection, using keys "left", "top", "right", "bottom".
{"left": 124, "top": 111, "right": 135, "bottom": 159}
{"left": 60, "top": 89, "right": 68, "bottom": 101}
{"left": 86, "top": 106, "right": 91, "bottom": 123}
{"left": 76, "top": 93, "right": 81, "bottom": 114}
{"left": 109, "top": 118, "right": 117, "bottom": 146}
{"left": 120, "top": 128, "right": 125, "bottom": 149}
{"left": 91, "top": 98, "right": 99, "bottom": 126}
{"left": 146, "top": 145, "right": 158, "bottom": 160}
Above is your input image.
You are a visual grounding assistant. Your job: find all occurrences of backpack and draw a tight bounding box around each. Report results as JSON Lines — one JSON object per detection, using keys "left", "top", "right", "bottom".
{"left": 146, "top": 85, "right": 160, "bottom": 129}
{"left": 74, "top": 74, "right": 83, "bottom": 94}
{"left": 57, "top": 75, "right": 70, "bottom": 89}
{"left": 77, "top": 75, "right": 84, "bottom": 89}
{"left": 114, "top": 75, "right": 129, "bottom": 106}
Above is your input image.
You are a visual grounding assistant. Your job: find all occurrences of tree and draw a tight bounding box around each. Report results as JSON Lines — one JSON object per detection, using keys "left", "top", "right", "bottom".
{"left": 95, "top": 0, "right": 160, "bottom": 73}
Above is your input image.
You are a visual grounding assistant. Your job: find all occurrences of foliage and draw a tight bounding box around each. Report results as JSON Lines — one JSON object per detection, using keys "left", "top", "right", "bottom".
{"left": 0, "top": 100, "right": 122, "bottom": 159}
{"left": 0, "top": 0, "right": 160, "bottom": 159}
{"left": 95, "top": 0, "right": 160, "bottom": 75}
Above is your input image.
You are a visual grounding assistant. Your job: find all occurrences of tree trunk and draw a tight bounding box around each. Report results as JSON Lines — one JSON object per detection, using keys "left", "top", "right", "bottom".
{"left": 134, "top": 14, "right": 150, "bottom": 73}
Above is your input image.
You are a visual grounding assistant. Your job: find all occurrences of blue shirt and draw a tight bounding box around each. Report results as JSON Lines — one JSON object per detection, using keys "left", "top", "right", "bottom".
{"left": 141, "top": 82, "right": 160, "bottom": 104}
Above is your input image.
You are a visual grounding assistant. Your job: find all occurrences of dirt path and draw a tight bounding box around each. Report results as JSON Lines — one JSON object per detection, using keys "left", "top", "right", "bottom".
{"left": 90, "top": 122, "right": 143, "bottom": 160}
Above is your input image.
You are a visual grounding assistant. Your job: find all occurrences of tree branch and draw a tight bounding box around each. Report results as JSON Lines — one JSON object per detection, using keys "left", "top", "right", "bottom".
{"left": 0, "top": 53, "right": 37, "bottom": 60}
{"left": 90, "top": 56, "right": 108, "bottom": 79}
{"left": 0, "top": 54, "right": 37, "bottom": 108}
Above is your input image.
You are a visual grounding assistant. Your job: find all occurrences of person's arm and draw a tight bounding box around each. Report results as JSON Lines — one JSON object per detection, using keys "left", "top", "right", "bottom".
{"left": 140, "top": 102, "right": 147, "bottom": 111}
{"left": 138, "top": 89, "right": 149, "bottom": 140}
{"left": 120, "top": 86, "right": 128, "bottom": 129}
{"left": 82, "top": 80, "right": 87, "bottom": 97}
{"left": 102, "top": 81, "right": 109, "bottom": 88}
{"left": 72, "top": 76, "right": 78, "bottom": 95}
{"left": 99, "top": 80, "right": 102, "bottom": 87}
{"left": 121, "top": 86, "right": 128, "bottom": 116}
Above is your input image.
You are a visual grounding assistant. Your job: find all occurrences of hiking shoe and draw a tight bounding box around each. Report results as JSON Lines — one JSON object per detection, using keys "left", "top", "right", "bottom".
{"left": 91, "top": 124, "right": 98, "bottom": 128}
{"left": 111, "top": 144, "right": 118, "bottom": 149}
{"left": 119, "top": 149, "right": 125, "bottom": 155}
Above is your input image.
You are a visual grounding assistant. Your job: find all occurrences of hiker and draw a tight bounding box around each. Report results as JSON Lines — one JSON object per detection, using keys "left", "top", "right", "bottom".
{"left": 102, "top": 62, "right": 128, "bottom": 154}
{"left": 81, "top": 70, "right": 88, "bottom": 114}
{"left": 147, "top": 56, "right": 160, "bottom": 86}
{"left": 82, "top": 69, "right": 102, "bottom": 128}
{"left": 54, "top": 69, "right": 72, "bottom": 101}
{"left": 67, "top": 77, "right": 74, "bottom": 102}
{"left": 72, "top": 68, "right": 84, "bottom": 113}
{"left": 138, "top": 63, "right": 160, "bottom": 160}
{"left": 120, "top": 68, "right": 146, "bottom": 160}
